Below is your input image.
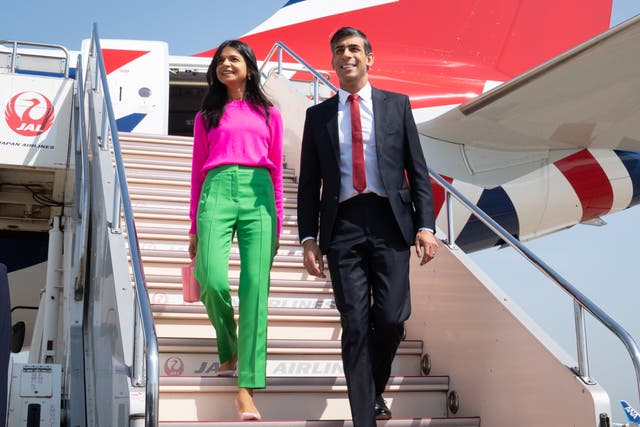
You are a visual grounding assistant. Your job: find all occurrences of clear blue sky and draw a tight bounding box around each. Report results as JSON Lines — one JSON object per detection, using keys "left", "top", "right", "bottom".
{"left": 4, "top": 0, "right": 640, "bottom": 423}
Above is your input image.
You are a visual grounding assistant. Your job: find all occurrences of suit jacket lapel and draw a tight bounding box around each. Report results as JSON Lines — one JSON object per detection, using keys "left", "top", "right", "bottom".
{"left": 372, "top": 87, "right": 387, "bottom": 159}
{"left": 324, "top": 96, "right": 340, "bottom": 164}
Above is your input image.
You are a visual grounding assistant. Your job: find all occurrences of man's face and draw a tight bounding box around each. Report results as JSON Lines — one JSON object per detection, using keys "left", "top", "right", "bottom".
{"left": 331, "top": 35, "right": 374, "bottom": 91}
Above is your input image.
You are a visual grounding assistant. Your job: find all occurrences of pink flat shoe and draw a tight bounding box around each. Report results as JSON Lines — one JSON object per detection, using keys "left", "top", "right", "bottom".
{"left": 235, "top": 398, "right": 261, "bottom": 421}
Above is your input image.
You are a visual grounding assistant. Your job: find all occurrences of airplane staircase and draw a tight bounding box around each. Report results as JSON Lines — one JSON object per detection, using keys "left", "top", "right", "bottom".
{"left": 70, "top": 30, "right": 640, "bottom": 426}
{"left": 7, "top": 27, "right": 640, "bottom": 426}
{"left": 111, "top": 42, "right": 639, "bottom": 427}
{"left": 118, "top": 131, "right": 481, "bottom": 426}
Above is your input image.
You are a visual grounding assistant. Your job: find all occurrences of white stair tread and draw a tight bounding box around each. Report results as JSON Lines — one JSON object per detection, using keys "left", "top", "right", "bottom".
{"left": 161, "top": 375, "right": 445, "bottom": 389}
{"left": 144, "top": 273, "right": 331, "bottom": 289}
{"left": 155, "top": 319, "right": 341, "bottom": 340}
{"left": 158, "top": 337, "right": 422, "bottom": 353}
{"left": 159, "top": 377, "right": 449, "bottom": 421}
{"left": 152, "top": 303, "right": 339, "bottom": 318}
{"left": 150, "top": 291, "right": 336, "bottom": 308}
{"left": 158, "top": 338, "right": 422, "bottom": 377}
{"left": 158, "top": 419, "right": 481, "bottom": 426}
{"left": 159, "top": 352, "right": 418, "bottom": 378}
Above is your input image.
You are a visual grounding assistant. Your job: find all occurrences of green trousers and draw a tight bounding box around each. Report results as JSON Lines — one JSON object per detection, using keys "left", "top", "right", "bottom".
{"left": 194, "top": 165, "right": 276, "bottom": 389}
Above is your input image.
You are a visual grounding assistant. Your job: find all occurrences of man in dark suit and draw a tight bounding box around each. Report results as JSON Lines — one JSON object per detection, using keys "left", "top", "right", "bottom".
{"left": 297, "top": 27, "right": 439, "bottom": 427}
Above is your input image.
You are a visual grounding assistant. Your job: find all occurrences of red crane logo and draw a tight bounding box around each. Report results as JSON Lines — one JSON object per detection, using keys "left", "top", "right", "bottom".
{"left": 4, "top": 91, "right": 55, "bottom": 137}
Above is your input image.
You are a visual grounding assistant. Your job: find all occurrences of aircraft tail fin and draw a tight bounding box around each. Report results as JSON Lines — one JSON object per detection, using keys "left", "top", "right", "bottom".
{"left": 622, "top": 400, "right": 640, "bottom": 425}
{"left": 195, "top": 0, "right": 612, "bottom": 79}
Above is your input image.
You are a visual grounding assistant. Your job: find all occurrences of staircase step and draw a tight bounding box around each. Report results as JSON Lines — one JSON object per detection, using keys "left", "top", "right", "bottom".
{"left": 130, "top": 209, "right": 299, "bottom": 232}
{"left": 123, "top": 159, "right": 297, "bottom": 179}
{"left": 132, "top": 224, "right": 301, "bottom": 244}
{"left": 139, "top": 246, "right": 303, "bottom": 264}
{"left": 130, "top": 237, "right": 303, "bottom": 261}
{"left": 130, "top": 195, "right": 298, "bottom": 212}
{"left": 158, "top": 338, "right": 422, "bottom": 378}
{"left": 152, "top": 304, "right": 339, "bottom": 319}
{"left": 120, "top": 132, "right": 193, "bottom": 146}
{"left": 158, "top": 419, "right": 481, "bottom": 427}
{"left": 155, "top": 320, "right": 341, "bottom": 341}
{"left": 144, "top": 273, "right": 331, "bottom": 291}
{"left": 149, "top": 288, "right": 335, "bottom": 308}
{"left": 130, "top": 221, "right": 300, "bottom": 241}
{"left": 158, "top": 337, "right": 422, "bottom": 355}
{"left": 158, "top": 376, "right": 449, "bottom": 422}
{"left": 140, "top": 254, "right": 303, "bottom": 271}
{"left": 149, "top": 287, "right": 332, "bottom": 306}
{"left": 127, "top": 180, "right": 299, "bottom": 194}
{"left": 153, "top": 305, "right": 341, "bottom": 340}
{"left": 145, "top": 265, "right": 318, "bottom": 282}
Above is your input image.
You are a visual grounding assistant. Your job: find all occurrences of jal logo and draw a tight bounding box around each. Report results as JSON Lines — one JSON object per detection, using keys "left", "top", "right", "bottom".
{"left": 4, "top": 91, "right": 55, "bottom": 136}
{"left": 163, "top": 356, "right": 185, "bottom": 376}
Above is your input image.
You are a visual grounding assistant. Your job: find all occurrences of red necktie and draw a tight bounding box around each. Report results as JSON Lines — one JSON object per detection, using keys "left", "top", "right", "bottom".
{"left": 348, "top": 94, "right": 366, "bottom": 193}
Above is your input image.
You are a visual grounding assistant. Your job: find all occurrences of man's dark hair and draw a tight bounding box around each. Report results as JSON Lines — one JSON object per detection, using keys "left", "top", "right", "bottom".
{"left": 330, "top": 27, "right": 372, "bottom": 55}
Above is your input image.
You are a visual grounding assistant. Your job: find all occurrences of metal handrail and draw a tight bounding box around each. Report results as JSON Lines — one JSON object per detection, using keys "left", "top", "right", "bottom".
{"left": 261, "top": 39, "right": 640, "bottom": 405}
{"left": 72, "top": 54, "right": 90, "bottom": 299}
{"left": 259, "top": 41, "right": 336, "bottom": 103}
{"left": 429, "top": 171, "right": 640, "bottom": 401}
{"left": 87, "top": 24, "right": 159, "bottom": 426}
{"left": 0, "top": 40, "right": 69, "bottom": 77}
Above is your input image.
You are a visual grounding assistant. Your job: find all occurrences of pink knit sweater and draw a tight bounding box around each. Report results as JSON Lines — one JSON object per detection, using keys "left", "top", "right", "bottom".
{"left": 189, "top": 100, "right": 284, "bottom": 236}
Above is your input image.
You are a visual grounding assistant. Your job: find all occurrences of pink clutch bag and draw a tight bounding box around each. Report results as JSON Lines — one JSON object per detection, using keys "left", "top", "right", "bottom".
{"left": 181, "top": 261, "right": 201, "bottom": 303}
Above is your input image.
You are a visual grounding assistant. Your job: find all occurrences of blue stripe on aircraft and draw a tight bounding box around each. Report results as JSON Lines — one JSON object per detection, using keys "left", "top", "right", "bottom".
{"left": 115, "top": 113, "right": 146, "bottom": 132}
{"left": 615, "top": 150, "right": 640, "bottom": 208}
{"left": 455, "top": 186, "right": 520, "bottom": 253}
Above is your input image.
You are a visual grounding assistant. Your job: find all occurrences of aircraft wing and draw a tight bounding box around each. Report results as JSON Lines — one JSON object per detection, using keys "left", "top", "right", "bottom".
{"left": 418, "top": 13, "right": 640, "bottom": 185}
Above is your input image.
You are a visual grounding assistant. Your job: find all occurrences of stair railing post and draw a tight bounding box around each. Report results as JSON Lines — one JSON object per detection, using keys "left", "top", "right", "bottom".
{"left": 100, "top": 97, "right": 108, "bottom": 150}
{"left": 9, "top": 41, "right": 17, "bottom": 72}
{"left": 111, "top": 162, "right": 122, "bottom": 233}
{"left": 445, "top": 191, "right": 455, "bottom": 247}
{"left": 574, "top": 302, "right": 592, "bottom": 382}
{"left": 133, "top": 307, "right": 144, "bottom": 386}
{"left": 91, "top": 40, "right": 99, "bottom": 93}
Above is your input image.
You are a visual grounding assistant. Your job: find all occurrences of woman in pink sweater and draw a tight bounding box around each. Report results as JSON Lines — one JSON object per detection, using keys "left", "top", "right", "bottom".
{"left": 188, "top": 39, "right": 283, "bottom": 420}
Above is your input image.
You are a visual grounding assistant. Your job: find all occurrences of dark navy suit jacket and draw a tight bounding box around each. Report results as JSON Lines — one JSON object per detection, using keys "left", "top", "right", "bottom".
{"left": 297, "top": 87, "right": 435, "bottom": 252}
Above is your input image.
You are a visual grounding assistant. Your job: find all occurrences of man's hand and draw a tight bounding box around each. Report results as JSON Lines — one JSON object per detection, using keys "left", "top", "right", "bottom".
{"left": 188, "top": 234, "right": 198, "bottom": 260}
{"left": 415, "top": 230, "right": 439, "bottom": 265}
{"left": 302, "top": 239, "right": 325, "bottom": 278}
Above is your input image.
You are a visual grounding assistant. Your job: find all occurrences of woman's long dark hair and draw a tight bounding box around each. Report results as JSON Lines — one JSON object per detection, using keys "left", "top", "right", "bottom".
{"left": 200, "top": 39, "right": 272, "bottom": 129}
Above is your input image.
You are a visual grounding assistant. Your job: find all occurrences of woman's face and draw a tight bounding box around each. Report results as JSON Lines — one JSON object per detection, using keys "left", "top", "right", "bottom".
{"left": 215, "top": 46, "right": 248, "bottom": 88}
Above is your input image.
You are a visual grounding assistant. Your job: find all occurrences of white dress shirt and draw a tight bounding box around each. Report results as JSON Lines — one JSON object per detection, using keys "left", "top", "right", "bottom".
{"left": 337, "top": 83, "right": 387, "bottom": 202}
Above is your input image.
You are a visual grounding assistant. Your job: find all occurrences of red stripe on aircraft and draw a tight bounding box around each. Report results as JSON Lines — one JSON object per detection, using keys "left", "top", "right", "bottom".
{"left": 555, "top": 149, "right": 614, "bottom": 222}
{"left": 102, "top": 49, "right": 150, "bottom": 74}
{"left": 195, "top": 0, "right": 611, "bottom": 109}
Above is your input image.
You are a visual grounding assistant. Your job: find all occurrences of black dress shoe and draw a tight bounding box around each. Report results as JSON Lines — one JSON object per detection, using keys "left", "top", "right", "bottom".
{"left": 375, "top": 395, "right": 392, "bottom": 420}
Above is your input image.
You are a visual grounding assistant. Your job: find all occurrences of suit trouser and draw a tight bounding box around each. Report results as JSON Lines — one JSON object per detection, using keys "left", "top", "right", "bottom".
{"left": 326, "top": 193, "right": 411, "bottom": 427}
{"left": 195, "top": 165, "right": 276, "bottom": 389}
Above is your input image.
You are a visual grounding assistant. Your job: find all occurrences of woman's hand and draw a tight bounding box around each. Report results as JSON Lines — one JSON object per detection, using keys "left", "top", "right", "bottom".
{"left": 188, "top": 234, "right": 198, "bottom": 259}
